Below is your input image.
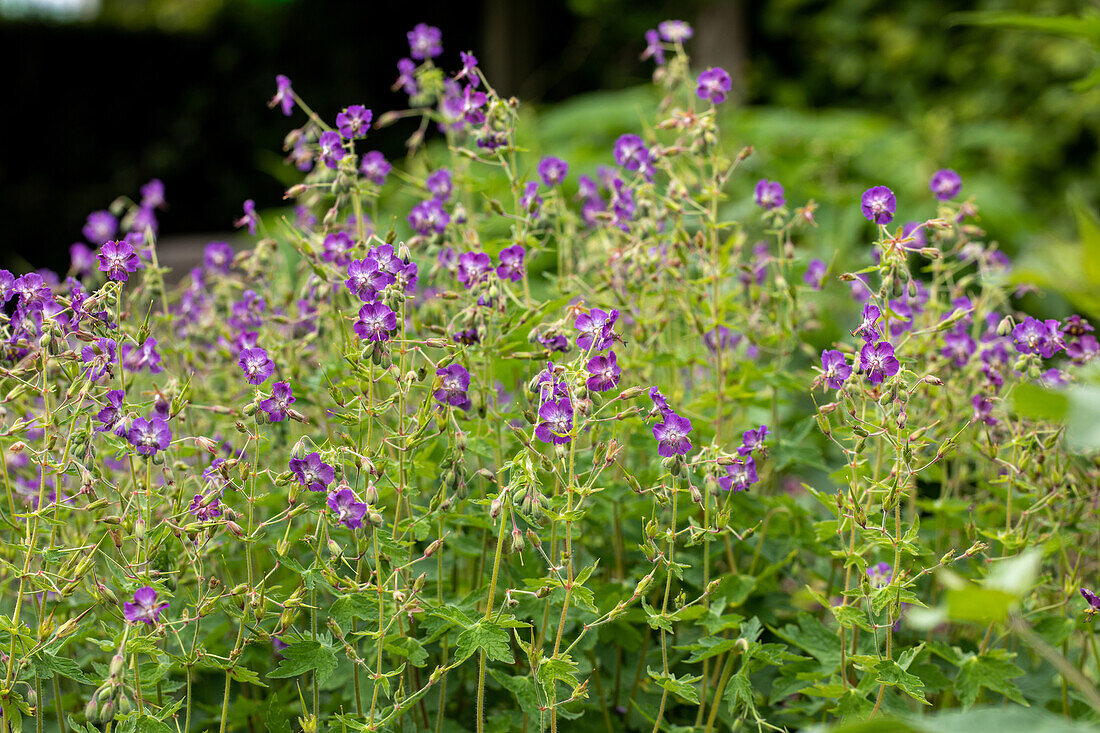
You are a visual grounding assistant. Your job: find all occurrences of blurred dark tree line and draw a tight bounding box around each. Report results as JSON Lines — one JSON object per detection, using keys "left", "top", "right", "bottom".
{"left": 1, "top": 0, "right": 1096, "bottom": 272}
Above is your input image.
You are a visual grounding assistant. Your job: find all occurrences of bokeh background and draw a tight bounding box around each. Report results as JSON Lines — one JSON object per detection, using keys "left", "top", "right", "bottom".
{"left": 3, "top": 0, "right": 1099, "bottom": 302}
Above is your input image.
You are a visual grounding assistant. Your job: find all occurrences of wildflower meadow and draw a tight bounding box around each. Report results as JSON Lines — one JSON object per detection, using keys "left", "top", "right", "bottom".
{"left": 4, "top": 17, "right": 1100, "bottom": 733}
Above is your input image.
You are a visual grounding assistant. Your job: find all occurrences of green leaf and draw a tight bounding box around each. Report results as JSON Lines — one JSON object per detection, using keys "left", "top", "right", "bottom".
{"left": 263, "top": 692, "right": 292, "bottom": 733}
{"left": 647, "top": 667, "right": 701, "bottom": 705}
{"left": 386, "top": 635, "right": 429, "bottom": 667}
{"left": 131, "top": 713, "right": 172, "bottom": 733}
{"left": 228, "top": 665, "right": 268, "bottom": 687}
{"left": 954, "top": 650, "right": 1028, "bottom": 708}
{"left": 1012, "top": 383, "right": 1068, "bottom": 423}
{"left": 267, "top": 639, "right": 339, "bottom": 684}
{"left": 872, "top": 659, "right": 929, "bottom": 704}
{"left": 771, "top": 613, "right": 841, "bottom": 668}
{"left": 682, "top": 636, "right": 739, "bottom": 664}
{"left": 712, "top": 574, "right": 756, "bottom": 607}
{"left": 945, "top": 586, "right": 1016, "bottom": 623}
{"left": 642, "top": 601, "right": 673, "bottom": 633}
{"left": 455, "top": 620, "right": 514, "bottom": 664}
{"left": 723, "top": 672, "right": 755, "bottom": 715}
{"left": 985, "top": 549, "right": 1043, "bottom": 597}
{"left": 330, "top": 593, "right": 380, "bottom": 628}
{"left": 32, "top": 650, "right": 93, "bottom": 685}
{"left": 491, "top": 671, "right": 544, "bottom": 722}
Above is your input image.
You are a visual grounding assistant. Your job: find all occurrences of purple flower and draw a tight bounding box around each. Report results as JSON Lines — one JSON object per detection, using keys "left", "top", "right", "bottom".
{"left": 972, "top": 394, "right": 998, "bottom": 426}
{"left": 80, "top": 338, "right": 116, "bottom": 380}
{"left": 346, "top": 258, "right": 392, "bottom": 301}
{"left": 657, "top": 19, "right": 693, "bottom": 42}
{"left": 1068, "top": 335, "right": 1099, "bottom": 364}
{"left": 128, "top": 416, "right": 172, "bottom": 457}
{"left": 269, "top": 75, "right": 294, "bottom": 116}
{"left": 360, "top": 151, "right": 392, "bottom": 185}
{"left": 575, "top": 308, "right": 619, "bottom": 351}
{"left": 289, "top": 452, "right": 335, "bottom": 492}
{"left": 328, "top": 488, "right": 368, "bottom": 529}
{"left": 535, "top": 397, "right": 573, "bottom": 445}
{"left": 235, "top": 200, "right": 258, "bottom": 236}
{"left": 641, "top": 29, "right": 665, "bottom": 65}
{"left": 610, "top": 178, "right": 637, "bottom": 230}
{"left": 867, "top": 562, "right": 893, "bottom": 588}
{"left": 854, "top": 303, "right": 882, "bottom": 344}
{"left": 585, "top": 351, "right": 621, "bottom": 392}
{"left": 613, "top": 134, "right": 650, "bottom": 173}
{"left": 538, "top": 157, "right": 569, "bottom": 187}
{"left": 521, "top": 182, "right": 543, "bottom": 218}
{"left": 96, "top": 240, "right": 140, "bottom": 282}
{"left": 861, "top": 186, "right": 896, "bottom": 226}
{"left": 97, "top": 390, "right": 125, "bottom": 432}
{"left": 353, "top": 302, "right": 397, "bottom": 342}
{"left": 653, "top": 412, "right": 692, "bottom": 457}
{"left": 124, "top": 586, "right": 168, "bottom": 625}
{"left": 457, "top": 251, "right": 493, "bottom": 288}
{"left": 318, "top": 131, "right": 346, "bottom": 170}
{"left": 1013, "top": 316, "right": 1063, "bottom": 358}
{"left": 203, "top": 242, "right": 234, "bottom": 274}
{"left": 70, "top": 243, "right": 96, "bottom": 277}
{"left": 140, "top": 179, "right": 165, "bottom": 209}
{"left": 718, "top": 457, "right": 757, "bottom": 492}
{"left": 537, "top": 333, "right": 568, "bottom": 353}
{"left": 803, "top": 259, "right": 826, "bottom": 290}
{"left": 703, "top": 326, "right": 742, "bottom": 353}
{"left": 322, "top": 232, "right": 355, "bottom": 265}
{"left": 336, "top": 105, "right": 372, "bottom": 139}
{"left": 754, "top": 179, "right": 784, "bottom": 210}
{"left": 434, "top": 364, "right": 472, "bottom": 410}
{"left": 260, "top": 382, "right": 295, "bottom": 422}
{"left": 902, "top": 222, "right": 928, "bottom": 250}
{"left": 696, "top": 67, "right": 732, "bottom": 104}
{"left": 738, "top": 425, "right": 769, "bottom": 457}
{"left": 929, "top": 169, "right": 962, "bottom": 201}
{"left": 391, "top": 260, "right": 419, "bottom": 293}
{"left": 130, "top": 205, "right": 158, "bottom": 236}
{"left": 121, "top": 337, "right": 163, "bottom": 374}
{"left": 458, "top": 51, "right": 480, "bottom": 84}
{"left": 1041, "top": 368, "right": 1069, "bottom": 387}
{"left": 941, "top": 328, "right": 976, "bottom": 367}
{"left": 395, "top": 58, "right": 418, "bottom": 96}
{"left": 408, "top": 199, "right": 450, "bottom": 236}
{"left": 189, "top": 494, "right": 222, "bottom": 521}
{"left": 859, "top": 341, "right": 900, "bottom": 386}
{"left": 649, "top": 386, "right": 673, "bottom": 417}
{"left": 408, "top": 23, "right": 442, "bottom": 60}
{"left": 1081, "top": 588, "right": 1100, "bottom": 612}
{"left": 457, "top": 85, "right": 487, "bottom": 125}
{"left": 289, "top": 137, "right": 313, "bottom": 172}
{"left": 83, "top": 210, "right": 117, "bottom": 245}
{"left": 1062, "top": 315, "right": 1094, "bottom": 338}
{"left": 426, "top": 169, "right": 453, "bottom": 201}
{"left": 496, "top": 244, "right": 526, "bottom": 282}
{"left": 13, "top": 273, "right": 52, "bottom": 309}
{"left": 239, "top": 347, "right": 275, "bottom": 385}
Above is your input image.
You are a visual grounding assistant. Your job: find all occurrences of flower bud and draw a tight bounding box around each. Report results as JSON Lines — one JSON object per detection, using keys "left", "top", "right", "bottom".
{"left": 109, "top": 653, "right": 125, "bottom": 678}
{"left": 85, "top": 698, "right": 100, "bottom": 724}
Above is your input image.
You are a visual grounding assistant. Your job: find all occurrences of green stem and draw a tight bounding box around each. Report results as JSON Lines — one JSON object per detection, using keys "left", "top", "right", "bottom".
{"left": 477, "top": 505, "right": 510, "bottom": 733}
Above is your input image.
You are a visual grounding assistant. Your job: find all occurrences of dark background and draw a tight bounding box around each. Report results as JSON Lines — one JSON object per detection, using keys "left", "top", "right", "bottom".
{"left": 3, "top": 0, "right": 1097, "bottom": 274}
